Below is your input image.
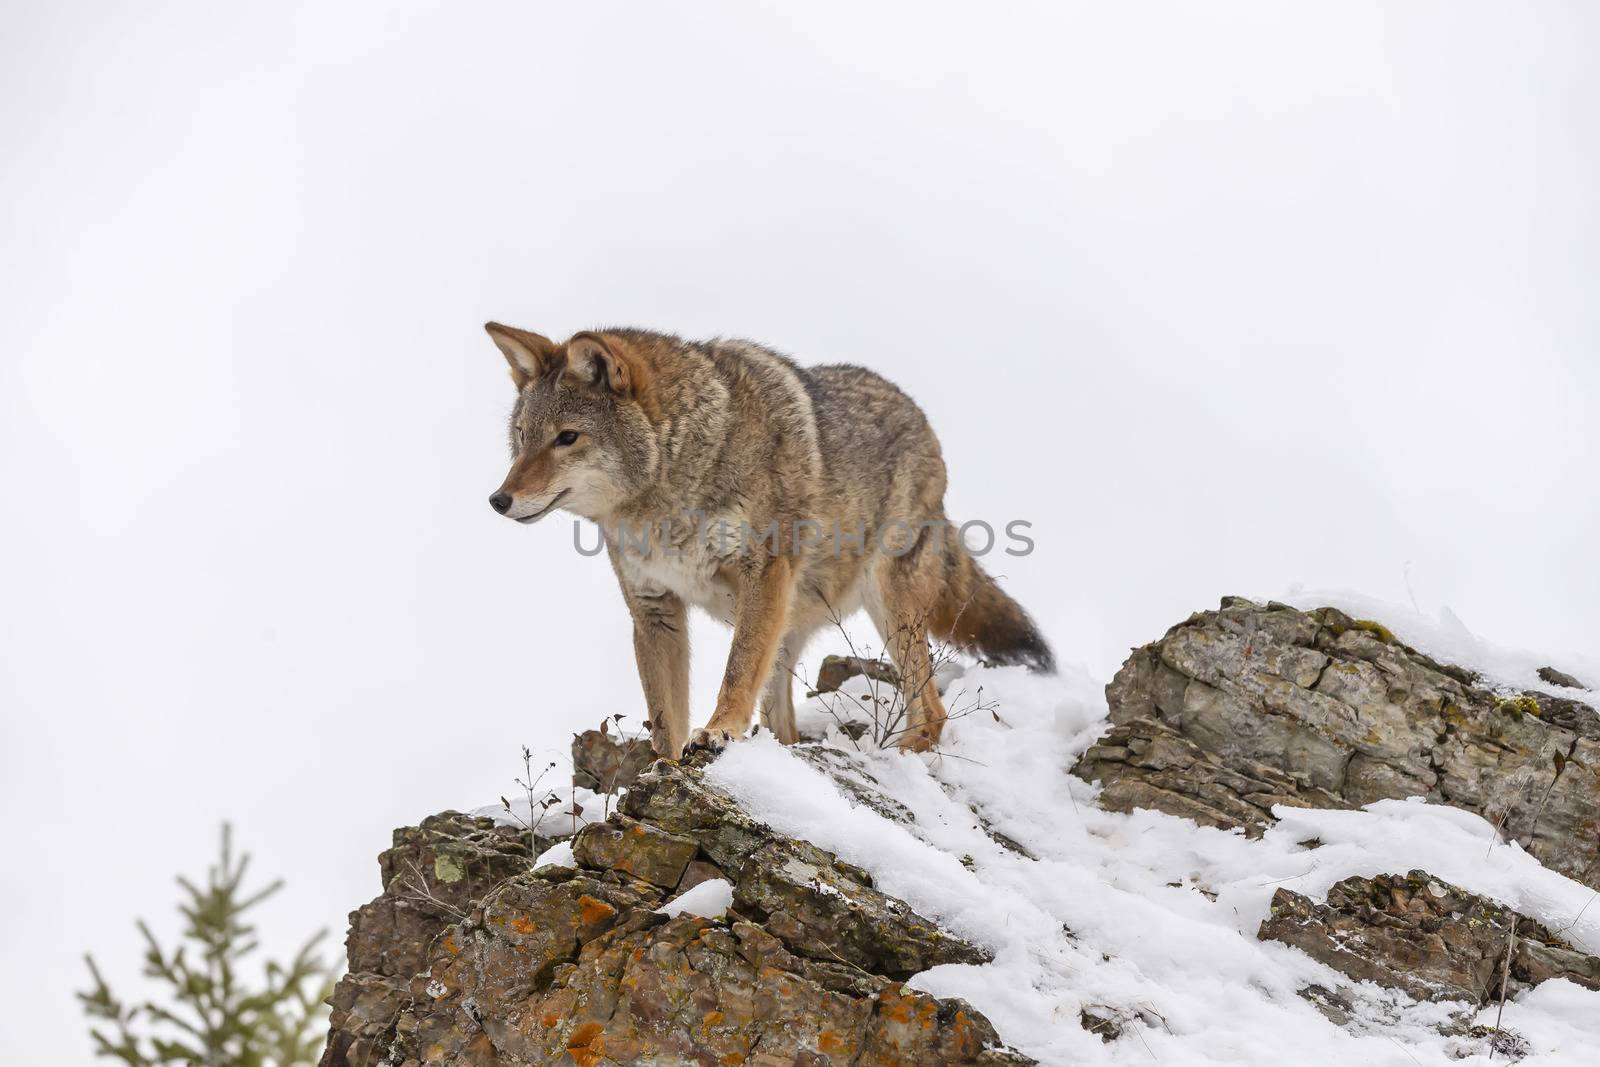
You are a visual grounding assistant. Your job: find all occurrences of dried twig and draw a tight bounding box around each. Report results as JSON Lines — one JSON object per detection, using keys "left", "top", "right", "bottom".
{"left": 807, "top": 597, "right": 998, "bottom": 752}
{"left": 395, "top": 858, "right": 466, "bottom": 920}
{"left": 1489, "top": 740, "right": 1578, "bottom": 1057}
{"left": 1551, "top": 889, "right": 1598, "bottom": 939}
{"left": 500, "top": 746, "right": 559, "bottom": 866}
{"left": 1386, "top": 1035, "right": 1424, "bottom": 1066}
{"left": 1490, "top": 913, "right": 1517, "bottom": 1059}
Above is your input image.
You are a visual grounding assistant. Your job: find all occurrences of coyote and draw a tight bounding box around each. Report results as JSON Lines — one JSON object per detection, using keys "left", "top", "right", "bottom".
{"left": 485, "top": 324, "right": 1053, "bottom": 757}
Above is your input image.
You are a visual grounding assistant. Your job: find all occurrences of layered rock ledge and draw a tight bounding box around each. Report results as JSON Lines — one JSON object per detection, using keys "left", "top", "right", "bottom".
{"left": 324, "top": 598, "right": 1599, "bottom": 1063}
{"left": 322, "top": 760, "right": 1027, "bottom": 1066}
{"left": 1072, "top": 598, "right": 1600, "bottom": 889}
{"left": 1260, "top": 870, "right": 1600, "bottom": 1005}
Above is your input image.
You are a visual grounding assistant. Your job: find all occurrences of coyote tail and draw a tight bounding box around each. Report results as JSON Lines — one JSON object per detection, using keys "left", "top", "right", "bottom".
{"left": 928, "top": 533, "right": 1055, "bottom": 673}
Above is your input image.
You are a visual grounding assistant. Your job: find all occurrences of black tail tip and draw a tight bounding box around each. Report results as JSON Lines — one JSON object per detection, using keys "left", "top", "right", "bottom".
{"left": 986, "top": 629, "right": 1055, "bottom": 674}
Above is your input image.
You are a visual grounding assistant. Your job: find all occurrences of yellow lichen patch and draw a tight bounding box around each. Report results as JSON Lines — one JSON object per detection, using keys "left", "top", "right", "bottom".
{"left": 817, "top": 1029, "right": 844, "bottom": 1054}
{"left": 510, "top": 916, "right": 537, "bottom": 935}
{"left": 433, "top": 853, "right": 466, "bottom": 884}
{"left": 719, "top": 1055, "right": 744, "bottom": 1066}
{"left": 702, "top": 1010, "right": 725, "bottom": 1028}
{"left": 540, "top": 1012, "right": 559, "bottom": 1029}
{"left": 1351, "top": 619, "right": 1396, "bottom": 643}
{"left": 578, "top": 894, "right": 618, "bottom": 925}
{"left": 1496, "top": 695, "right": 1542, "bottom": 720}
{"left": 442, "top": 933, "right": 460, "bottom": 956}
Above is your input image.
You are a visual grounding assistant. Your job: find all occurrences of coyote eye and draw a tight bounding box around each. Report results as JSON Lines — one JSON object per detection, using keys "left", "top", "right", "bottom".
{"left": 554, "top": 430, "right": 580, "bottom": 447}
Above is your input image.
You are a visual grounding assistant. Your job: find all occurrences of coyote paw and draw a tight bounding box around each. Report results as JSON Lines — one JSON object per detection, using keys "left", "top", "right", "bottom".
{"left": 685, "top": 727, "right": 737, "bottom": 755}
{"left": 895, "top": 729, "right": 937, "bottom": 754}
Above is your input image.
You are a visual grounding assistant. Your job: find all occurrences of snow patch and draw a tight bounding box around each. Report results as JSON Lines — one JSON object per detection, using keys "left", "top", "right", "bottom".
{"left": 475, "top": 786, "right": 612, "bottom": 836}
{"left": 533, "top": 840, "right": 574, "bottom": 869}
{"left": 656, "top": 878, "right": 734, "bottom": 919}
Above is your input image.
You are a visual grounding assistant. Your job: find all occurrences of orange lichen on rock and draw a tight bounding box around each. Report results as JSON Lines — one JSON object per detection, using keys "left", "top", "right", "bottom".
{"left": 323, "top": 763, "right": 1015, "bottom": 1066}
{"left": 577, "top": 894, "right": 617, "bottom": 925}
{"left": 566, "top": 1021, "right": 607, "bottom": 1067}
{"left": 880, "top": 991, "right": 914, "bottom": 1024}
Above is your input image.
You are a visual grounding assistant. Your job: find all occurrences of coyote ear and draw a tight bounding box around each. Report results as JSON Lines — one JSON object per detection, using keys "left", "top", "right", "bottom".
{"left": 567, "top": 333, "right": 645, "bottom": 399}
{"left": 485, "top": 322, "right": 556, "bottom": 390}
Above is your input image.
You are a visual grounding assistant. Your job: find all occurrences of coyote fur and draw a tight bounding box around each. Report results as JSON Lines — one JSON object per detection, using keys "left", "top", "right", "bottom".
{"left": 485, "top": 323, "right": 1052, "bottom": 757}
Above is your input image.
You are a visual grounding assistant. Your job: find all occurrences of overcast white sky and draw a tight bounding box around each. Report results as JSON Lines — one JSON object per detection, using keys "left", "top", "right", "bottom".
{"left": 3, "top": 2, "right": 1597, "bottom": 1060}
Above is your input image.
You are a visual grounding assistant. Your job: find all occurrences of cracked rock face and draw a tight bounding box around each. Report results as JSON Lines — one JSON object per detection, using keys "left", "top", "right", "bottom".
{"left": 324, "top": 813, "right": 543, "bottom": 1067}
{"left": 1259, "top": 870, "right": 1600, "bottom": 1004}
{"left": 813, "top": 654, "right": 901, "bottom": 695}
{"left": 1072, "top": 598, "right": 1600, "bottom": 888}
{"left": 571, "top": 728, "right": 655, "bottom": 794}
{"left": 321, "top": 762, "right": 1025, "bottom": 1066}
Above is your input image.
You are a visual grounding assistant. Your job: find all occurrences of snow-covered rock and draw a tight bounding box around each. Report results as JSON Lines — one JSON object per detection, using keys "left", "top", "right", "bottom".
{"left": 323, "top": 595, "right": 1600, "bottom": 1066}
{"left": 1075, "top": 598, "right": 1600, "bottom": 889}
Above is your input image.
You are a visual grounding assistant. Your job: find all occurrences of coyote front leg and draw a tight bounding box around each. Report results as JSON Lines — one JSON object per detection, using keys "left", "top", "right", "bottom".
{"left": 624, "top": 589, "right": 691, "bottom": 758}
{"left": 690, "top": 556, "right": 795, "bottom": 751}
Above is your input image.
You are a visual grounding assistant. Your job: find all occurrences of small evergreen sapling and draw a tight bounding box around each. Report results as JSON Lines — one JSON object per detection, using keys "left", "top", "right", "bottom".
{"left": 78, "top": 824, "right": 334, "bottom": 1066}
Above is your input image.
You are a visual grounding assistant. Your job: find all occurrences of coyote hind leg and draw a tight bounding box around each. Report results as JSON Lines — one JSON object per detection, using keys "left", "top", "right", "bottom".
{"left": 868, "top": 551, "right": 948, "bottom": 752}
{"left": 759, "top": 626, "right": 818, "bottom": 745}
{"left": 758, "top": 643, "right": 798, "bottom": 745}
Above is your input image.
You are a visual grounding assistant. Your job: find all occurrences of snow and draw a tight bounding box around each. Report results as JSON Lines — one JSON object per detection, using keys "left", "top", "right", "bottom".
{"left": 475, "top": 785, "right": 614, "bottom": 837}
{"left": 695, "top": 597, "right": 1600, "bottom": 1066}
{"left": 656, "top": 878, "right": 734, "bottom": 919}
{"left": 533, "top": 840, "right": 575, "bottom": 868}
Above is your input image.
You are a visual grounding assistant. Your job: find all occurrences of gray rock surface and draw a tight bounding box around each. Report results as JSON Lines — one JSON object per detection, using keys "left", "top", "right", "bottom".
{"left": 813, "top": 654, "right": 901, "bottom": 695}
{"left": 1073, "top": 598, "right": 1600, "bottom": 888}
{"left": 1259, "top": 870, "right": 1600, "bottom": 1003}
{"left": 1539, "top": 665, "right": 1590, "bottom": 691}
{"left": 571, "top": 727, "right": 655, "bottom": 793}
{"left": 324, "top": 813, "right": 542, "bottom": 1067}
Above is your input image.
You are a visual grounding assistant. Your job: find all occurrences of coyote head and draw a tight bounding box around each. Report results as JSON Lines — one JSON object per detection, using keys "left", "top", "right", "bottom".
{"left": 485, "top": 323, "right": 659, "bottom": 523}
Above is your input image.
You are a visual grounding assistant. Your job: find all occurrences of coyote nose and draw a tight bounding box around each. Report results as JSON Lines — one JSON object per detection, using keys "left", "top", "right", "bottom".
{"left": 488, "top": 492, "right": 513, "bottom": 514}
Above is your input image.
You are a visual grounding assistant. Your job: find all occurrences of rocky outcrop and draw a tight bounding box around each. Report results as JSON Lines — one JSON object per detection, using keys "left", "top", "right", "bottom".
{"left": 1260, "top": 870, "right": 1600, "bottom": 1004}
{"left": 321, "top": 760, "right": 1025, "bottom": 1066}
{"left": 1072, "top": 598, "right": 1600, "bottom": 888}
{"left": 571, "top": 728, "right": 655, "bottom": 794}
{"left": 324, "top": 814, "right": 546, "bottom": 1067}
{"left": 325, "top": 600, "right": 1598, "bottom": 1063}
{"left": 814, "top": 654, "right": 901, "bottom": 695}
{"left": 1539, "top": 665, "right": 1590, "bottom": 692}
